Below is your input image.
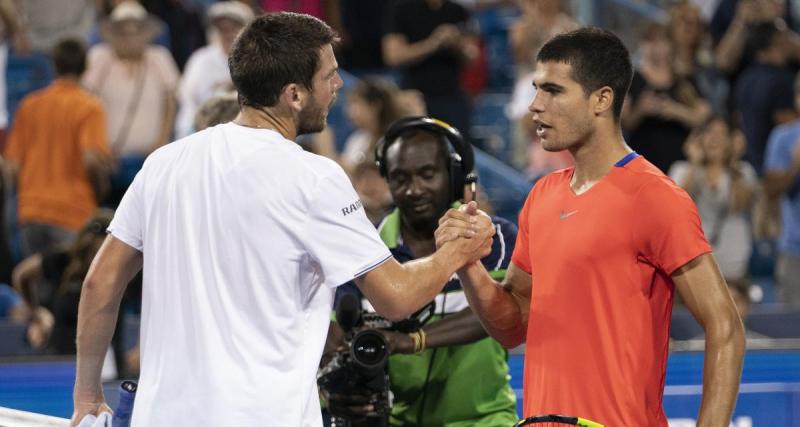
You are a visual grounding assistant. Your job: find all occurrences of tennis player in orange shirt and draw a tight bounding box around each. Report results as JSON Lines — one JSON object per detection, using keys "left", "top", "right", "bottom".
{"left": 437, "top": 28, "right": 745, "bottom": 426}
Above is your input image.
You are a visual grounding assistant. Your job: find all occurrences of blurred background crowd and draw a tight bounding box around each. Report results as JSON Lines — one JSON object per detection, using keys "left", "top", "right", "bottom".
{"left": 0, "top": 0, "right": 798, "bottom": 378}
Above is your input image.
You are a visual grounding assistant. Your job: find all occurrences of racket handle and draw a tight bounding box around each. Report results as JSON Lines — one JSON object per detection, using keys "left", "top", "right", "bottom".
{"left": 112, "top": 380, "right": 137, "bottom": 427}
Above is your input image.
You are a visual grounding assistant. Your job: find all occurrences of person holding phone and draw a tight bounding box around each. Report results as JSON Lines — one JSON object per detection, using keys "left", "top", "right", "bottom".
{"left": 382, "top": 0, "right": 480, "bottom": 143}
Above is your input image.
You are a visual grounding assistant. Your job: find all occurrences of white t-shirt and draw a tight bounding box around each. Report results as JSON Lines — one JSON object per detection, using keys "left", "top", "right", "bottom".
{"left": 108, "top": 123, "right": 392, "bottom": 427}
{"left": 83, "top": 44, "right": 180, "bottom": 156}
{"left": 174, "top": 44, "right": 232, "bottom": 138}
{"left": 668, "top": 160, "right": 757, "bottom": 279}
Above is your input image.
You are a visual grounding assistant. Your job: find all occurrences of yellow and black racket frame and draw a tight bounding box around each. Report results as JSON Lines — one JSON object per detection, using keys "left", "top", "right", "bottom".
{"left": 515, "top": 414, "right": 604, "bottom": 427}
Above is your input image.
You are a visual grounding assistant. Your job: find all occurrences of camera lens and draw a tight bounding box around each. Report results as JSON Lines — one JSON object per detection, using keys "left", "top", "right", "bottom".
{"left": 351, "top": 329, "right": 388, "bottom": 370}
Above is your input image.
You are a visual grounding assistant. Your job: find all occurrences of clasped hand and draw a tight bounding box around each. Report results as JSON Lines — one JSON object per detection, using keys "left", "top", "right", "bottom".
{"left": 434, "top": 201, "right": 495, "bottom": 266}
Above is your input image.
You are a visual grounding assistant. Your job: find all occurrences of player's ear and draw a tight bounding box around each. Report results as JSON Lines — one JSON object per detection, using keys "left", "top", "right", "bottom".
{"left": 281, "top": 83, "right": 307, "bottom": 114}
{"left": 592, "top": 86, "right": 614, "bottom": 117}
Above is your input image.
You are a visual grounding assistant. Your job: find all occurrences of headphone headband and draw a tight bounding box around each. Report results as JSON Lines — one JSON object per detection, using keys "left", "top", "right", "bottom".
{"left": 375, "top": 116, "right": 477, "bottom": 202}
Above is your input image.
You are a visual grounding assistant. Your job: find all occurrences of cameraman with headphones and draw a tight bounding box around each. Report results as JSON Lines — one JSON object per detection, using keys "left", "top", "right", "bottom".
{"left": 325, "top": 117, "right": 518, "bottom": 426}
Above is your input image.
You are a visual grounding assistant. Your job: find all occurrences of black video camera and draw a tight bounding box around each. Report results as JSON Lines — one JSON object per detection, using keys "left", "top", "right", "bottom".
{"left": 318, "top": 293, "right": 434, "bottom": 427}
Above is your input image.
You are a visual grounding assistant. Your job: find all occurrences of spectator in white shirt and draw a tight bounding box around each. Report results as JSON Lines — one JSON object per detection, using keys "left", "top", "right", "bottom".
{"left": 174, "top": 1, "right": 253, "bottom": 138}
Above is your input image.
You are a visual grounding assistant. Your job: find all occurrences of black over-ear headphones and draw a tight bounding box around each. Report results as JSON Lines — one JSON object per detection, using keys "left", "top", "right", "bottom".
{"left": 375, "top": 116, "right": 478, "bottom": 202}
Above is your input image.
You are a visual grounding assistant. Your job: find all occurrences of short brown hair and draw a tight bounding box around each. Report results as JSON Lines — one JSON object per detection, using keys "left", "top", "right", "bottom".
{"left": 228, "top": 12, "right": 338, "bottom": 108}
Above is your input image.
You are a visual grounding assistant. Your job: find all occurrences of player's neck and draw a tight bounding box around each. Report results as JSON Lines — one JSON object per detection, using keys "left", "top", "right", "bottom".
{"left": 234, "top": 106, "right": 297, "bottom": 141}
{"left": 569, "top": 127, "right": 631, "bottom": 194}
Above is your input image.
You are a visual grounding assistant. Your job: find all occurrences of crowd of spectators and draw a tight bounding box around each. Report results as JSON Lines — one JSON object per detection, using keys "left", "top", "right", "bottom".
{"left": 0, "top": 0, "right": 797, "bottom": 371}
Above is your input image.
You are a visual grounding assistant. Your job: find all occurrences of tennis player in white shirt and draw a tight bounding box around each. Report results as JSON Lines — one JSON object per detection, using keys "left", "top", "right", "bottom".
{"left": 71, "top": 12, "right": 494, "bottom": 427}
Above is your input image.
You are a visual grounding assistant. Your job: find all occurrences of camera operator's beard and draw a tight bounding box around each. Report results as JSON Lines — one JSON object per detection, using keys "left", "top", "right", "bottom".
{"left": 297, "top": 98, "right": 327, "bottom": 135}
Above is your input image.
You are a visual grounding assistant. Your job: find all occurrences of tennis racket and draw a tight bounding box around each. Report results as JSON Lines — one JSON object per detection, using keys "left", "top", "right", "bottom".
{"left": 515, "top": 414, "right": 604, "bottom": 427}
{"left": 112, "top": 380, "right": 137, "bottom": 427}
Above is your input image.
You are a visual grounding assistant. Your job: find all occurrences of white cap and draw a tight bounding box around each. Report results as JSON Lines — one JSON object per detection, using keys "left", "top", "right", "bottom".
{"left": 208, "top": 2, "right": 254, "bottom": 26}
{"left": 110, "top": 1, "right": 149, "bottom": 23}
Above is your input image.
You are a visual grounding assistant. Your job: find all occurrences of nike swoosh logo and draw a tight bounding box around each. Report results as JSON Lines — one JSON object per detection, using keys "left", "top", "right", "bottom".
{"left": 559, "top": 210, "right": 578, "bottom": 220}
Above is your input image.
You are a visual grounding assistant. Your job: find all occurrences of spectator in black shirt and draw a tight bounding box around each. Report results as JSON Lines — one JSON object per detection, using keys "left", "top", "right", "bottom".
{"left": 622, "top": 23, "right": 711, "bottom": 174}
{"left": 383, "top": 0, "right": 479, "bottom": 141}
{"left": 734, "top": 20, "right": 797, "bottom": 173}
{"left": 337, "top": 0, "right": 392, "bottom": 73}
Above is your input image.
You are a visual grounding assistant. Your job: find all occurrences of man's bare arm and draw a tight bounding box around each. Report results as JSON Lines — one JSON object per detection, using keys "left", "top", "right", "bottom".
{"left": 3, "top": 158, "right": 17, "bottom": 190}
{"left": 72, "top": 236, "right": 142, "bottom": 426}
{"left": 420, "top": 306, "right": 488, "bottom": 348}
{"left": 764, "top": 143, "right": 800, "bottom": 198}
{"left": 356, "top": 222, "right": 493, "bottom": 321}
{"left": 382, "top": 23, "right": 461, "bottom": 68}
{"left": 673, "top": 253, "right": 745, "bottom": 427}
{"left": 155, "top": 92, "right": 177, "bottom": 151}
{"left": 382, "top": 307, "right": 490, "bottom": 354}
{"left": 435, "top": 206, "right": 530, "bottom": 348}
{"left": 356, "top": 202, "right": 494, "bottom": 321}
{"left": 83, "top": 150, "right": 111, "bottom": 203}
{"left": 12, "top": 253, "right": 43, "bottom": 308}
{"left": 454, "top": 261, "right": 530, "bottom": 348}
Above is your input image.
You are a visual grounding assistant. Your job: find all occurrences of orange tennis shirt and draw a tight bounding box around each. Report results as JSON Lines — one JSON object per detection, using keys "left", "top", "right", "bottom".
{"left": 511, "top": 154, "right": 711, "bottom": 426}
{"left": 5, "top": 79, "right": 109, "bottom": 231}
